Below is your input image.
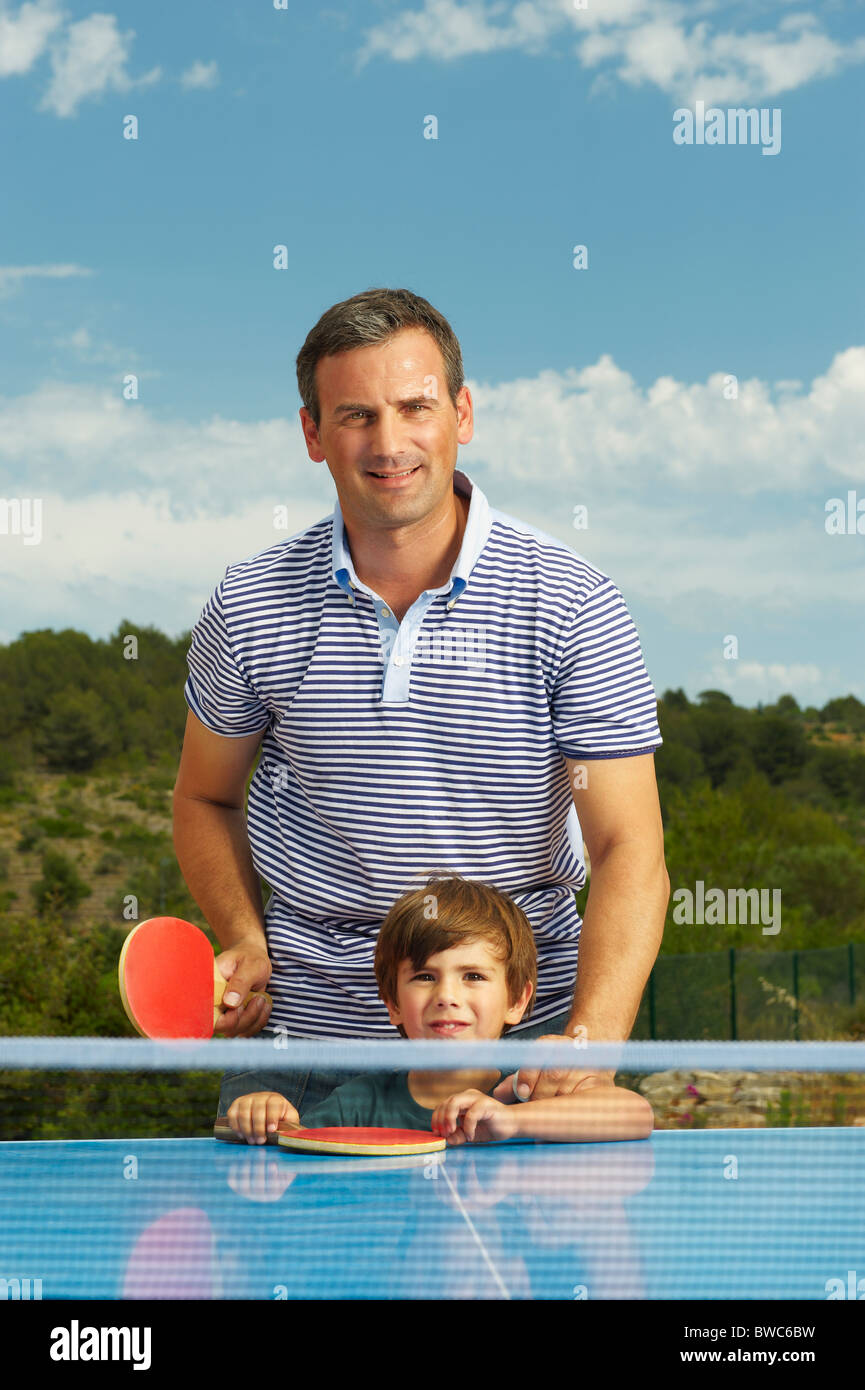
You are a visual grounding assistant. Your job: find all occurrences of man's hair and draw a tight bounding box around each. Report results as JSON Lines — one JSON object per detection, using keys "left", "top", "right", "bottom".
{"left": 374, "top": 872, "right": 537, "bottom": 1037}
{"left": 296, "top": 287, "right": 465, "bottom": 430}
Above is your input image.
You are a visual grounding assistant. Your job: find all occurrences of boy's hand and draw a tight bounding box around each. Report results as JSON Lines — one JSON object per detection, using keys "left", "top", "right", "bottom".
{"left": 225, "top": 1091, "right": 301, "bottom": 1145}
{"left": 431, "top": 1090, "right": 521, "bottom": 1145}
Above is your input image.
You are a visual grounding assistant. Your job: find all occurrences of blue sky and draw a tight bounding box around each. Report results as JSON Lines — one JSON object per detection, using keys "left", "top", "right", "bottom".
{"left": 1, "top": 0, "right": 863, "bottom": 708}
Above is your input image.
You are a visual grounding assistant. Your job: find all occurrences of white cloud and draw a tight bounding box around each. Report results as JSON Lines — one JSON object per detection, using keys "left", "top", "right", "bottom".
{"left": 695, "top": 659, "right": 834, "bottom": 708}
{"left": 53, "top": 325, "right": 94, "bottom": 352}
{"left": 0, "top": 3, "right": 164, "bottom": 116}
{"left": 562, "top": 504, "right": 858, "bottom": 613}
{"left": 0, "top": 262, "right": 93, "bottom": 298}
{"left": 0, "top": 0, "right": 63, "bottom": 77}
{"left": 356, "top": 0, "right": 865, "bottom": 104}
{"left": 38, "top": 11, "right": 160, "bottom": 117}
{"left": 357, "top": 0, "right": 518, "bottom": 65}
{"left": 0, "top": 381, "right": 304, "bottom": 517}
{"left": 50, "top": 324, "right": 154, "bottom": 371}
{"left": 0, "top": 490, "right": 330, "bottom": 644}
{"left": 466, "top": 346, "right": 865, "bottom": 492}
{"left": 579, "top": 9, "right": 865, "bottom": 107}
{"left": 3, "top": 349, "right": 863, "bottom": 517}
{"left": 0, "top": 346, "right": 863, "bottom": 643}
{"left": 735, "top": 661, "right": 824, "bottom": 689}
{"left": 180, "top": 58, "right": 219, "bottom": 90}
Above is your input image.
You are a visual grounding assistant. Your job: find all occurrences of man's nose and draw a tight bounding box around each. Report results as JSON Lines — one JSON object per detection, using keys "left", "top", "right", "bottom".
{"left": 367, "top": 410, "right": 405, "bottom": 460}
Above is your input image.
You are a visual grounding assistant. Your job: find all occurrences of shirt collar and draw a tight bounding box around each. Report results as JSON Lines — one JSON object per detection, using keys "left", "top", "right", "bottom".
{"left": 331, "top": 469, "right": 491, "bottom": 610}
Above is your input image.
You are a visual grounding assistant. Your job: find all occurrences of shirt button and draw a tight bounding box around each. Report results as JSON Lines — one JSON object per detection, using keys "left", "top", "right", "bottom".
{"left": 393, "top": 655, "right": 405, "bottom": 667}
{"left": 382, "top": 607, "right": 391, "bottom": 617}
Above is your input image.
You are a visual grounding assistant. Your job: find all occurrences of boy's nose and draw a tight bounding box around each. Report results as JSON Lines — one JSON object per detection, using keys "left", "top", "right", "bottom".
{"left": 433, "top": 988, "right": 463, "bottom": 1007}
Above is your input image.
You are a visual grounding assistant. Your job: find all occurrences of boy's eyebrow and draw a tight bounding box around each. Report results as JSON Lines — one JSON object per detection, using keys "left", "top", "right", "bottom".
{"left": 403, "top": 961, "right": 498, "bottom": 973}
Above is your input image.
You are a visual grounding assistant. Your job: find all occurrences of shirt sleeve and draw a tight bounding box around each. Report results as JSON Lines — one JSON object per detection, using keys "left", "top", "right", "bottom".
{"left": 550, "top": 576, "right": 663, "bottom": 759}
{"left": 183, "top": 576, "right": 271, "bottom": 738}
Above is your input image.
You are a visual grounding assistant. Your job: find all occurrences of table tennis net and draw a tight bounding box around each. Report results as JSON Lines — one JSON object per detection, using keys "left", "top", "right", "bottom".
{"left": 1, "top": 1038, "right": 864, "bottom": 1141}
{"left": 1, "top": 1040, "right": 863, "bottom": 1301}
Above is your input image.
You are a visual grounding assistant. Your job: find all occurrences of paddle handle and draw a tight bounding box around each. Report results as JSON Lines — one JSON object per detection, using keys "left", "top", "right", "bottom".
{"left": 212, "top": 963, "right": 271, "bottom": 1024}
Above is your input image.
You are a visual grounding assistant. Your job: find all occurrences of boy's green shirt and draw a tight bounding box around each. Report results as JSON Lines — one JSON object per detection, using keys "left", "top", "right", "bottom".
{"left": 300, "top": 1069, "right": 505, "bottom": 1129}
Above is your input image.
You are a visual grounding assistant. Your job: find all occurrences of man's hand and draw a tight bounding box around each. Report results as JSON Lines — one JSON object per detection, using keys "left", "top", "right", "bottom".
{"left": 214, "top": 937, "right": 273, "bottom": 1037}
{"left": 490, "top": 1033, "right": 618, "bottom": 1104}
{"left": 431, "top": 1090, "right": 521, "bottom": 1145}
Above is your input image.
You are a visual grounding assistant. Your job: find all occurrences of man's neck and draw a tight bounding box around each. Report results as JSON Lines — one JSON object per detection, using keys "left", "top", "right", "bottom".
{"left": 345, "top": 488, "right": 469, "bottom": 605}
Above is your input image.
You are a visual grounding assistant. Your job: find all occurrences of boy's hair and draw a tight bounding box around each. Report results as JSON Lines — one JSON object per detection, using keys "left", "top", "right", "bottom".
{"left": 374, "top": 872, "right": 537, "bottom": 1038}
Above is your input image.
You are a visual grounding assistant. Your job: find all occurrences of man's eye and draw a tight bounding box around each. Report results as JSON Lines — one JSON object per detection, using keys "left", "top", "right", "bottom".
{"left": 347, "top": 405, "right": 427, "bottom": 419}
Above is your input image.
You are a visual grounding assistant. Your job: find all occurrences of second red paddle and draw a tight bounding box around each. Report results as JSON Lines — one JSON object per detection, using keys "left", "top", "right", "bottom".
{"left": 119, "top": 916, "right": 270, "bottom": 1039}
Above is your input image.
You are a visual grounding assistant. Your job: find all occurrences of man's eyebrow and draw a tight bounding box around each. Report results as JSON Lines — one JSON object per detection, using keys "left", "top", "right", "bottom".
{"left": 332, "top": 394, "right": 436, "bottom": 417}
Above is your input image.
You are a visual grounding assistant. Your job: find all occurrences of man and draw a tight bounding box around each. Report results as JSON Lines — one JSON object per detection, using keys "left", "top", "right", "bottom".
{"left": 173, "top": 287, "right": 670, "bottom": 1116}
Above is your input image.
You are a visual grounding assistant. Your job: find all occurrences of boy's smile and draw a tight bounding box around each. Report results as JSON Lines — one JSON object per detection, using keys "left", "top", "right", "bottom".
{"left": 428, "top": 1019, "right": 471, "bottom": 1035}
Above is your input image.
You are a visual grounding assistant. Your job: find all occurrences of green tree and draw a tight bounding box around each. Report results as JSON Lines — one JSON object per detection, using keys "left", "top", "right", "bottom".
{"left": 692, "top": 702, "right": 752, "bottom": 788}
{"left": 750, "top": 714, "right": 809, "bottom": 785}
{"left": 661, "top": 687, "right": 691, "bottom": 712}
{"left": 34, "top": 690, "right": 114, "bottom": 770}
{"left": 31, "top": 848, "right": 92, "bottom": 914}
{"left": 821, "top": 695, "right": 865, "bottom": 733}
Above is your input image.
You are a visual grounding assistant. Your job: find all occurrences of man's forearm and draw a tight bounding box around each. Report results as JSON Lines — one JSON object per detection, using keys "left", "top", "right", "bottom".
{"left": 172, "top": 794, "right": 267, "bottom": 950}
{"left": 567, "top": 844, "right": 669, "bottom": 1041}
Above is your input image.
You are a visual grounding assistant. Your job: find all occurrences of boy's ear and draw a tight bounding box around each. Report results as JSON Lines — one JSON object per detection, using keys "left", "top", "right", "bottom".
{"left": 383, "top": 995, "right": 402, "bottom": 1028}
{"left": 504, "top": 979, "right": 533, "bottom": 1025}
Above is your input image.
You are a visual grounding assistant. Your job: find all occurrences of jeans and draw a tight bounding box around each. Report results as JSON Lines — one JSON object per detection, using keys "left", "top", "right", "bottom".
{"left": 216, "top": 1008, "right": 573, "bottom": 1118}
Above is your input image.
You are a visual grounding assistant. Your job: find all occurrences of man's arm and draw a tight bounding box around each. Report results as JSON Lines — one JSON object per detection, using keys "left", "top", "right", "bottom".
{"left": 172, "top": 709, "right": 272, "bottom": 1035}
{"left": 510, "top": 752, "right": 669, "bottom": 1102}
{"left": 566, "top": 752, "right": 669, "bottom": 1042}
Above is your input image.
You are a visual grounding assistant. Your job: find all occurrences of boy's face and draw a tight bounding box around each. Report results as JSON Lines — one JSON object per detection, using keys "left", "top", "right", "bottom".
{"left": 385, "top": 937, "right": 532, "bottom": 1040}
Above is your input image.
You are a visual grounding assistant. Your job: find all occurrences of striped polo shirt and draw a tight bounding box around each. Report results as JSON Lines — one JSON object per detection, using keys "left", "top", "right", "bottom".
{"left": 183, "top": 468, "right": 662, "bottom": 1038}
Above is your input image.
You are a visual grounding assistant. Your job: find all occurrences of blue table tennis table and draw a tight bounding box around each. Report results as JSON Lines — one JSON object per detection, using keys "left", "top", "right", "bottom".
{"left": 1, "top": 1126, "right": 863, "bottom": 1299}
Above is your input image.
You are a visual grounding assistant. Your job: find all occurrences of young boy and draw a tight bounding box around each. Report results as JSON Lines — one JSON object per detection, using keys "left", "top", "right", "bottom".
{"left": 224, "top": 873, "right": 654, "bottom": 1146}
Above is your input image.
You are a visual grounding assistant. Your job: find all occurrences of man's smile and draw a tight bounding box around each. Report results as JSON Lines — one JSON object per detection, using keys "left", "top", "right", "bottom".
{"left": 366, "top": 464, "right": 423, "bottom": 484}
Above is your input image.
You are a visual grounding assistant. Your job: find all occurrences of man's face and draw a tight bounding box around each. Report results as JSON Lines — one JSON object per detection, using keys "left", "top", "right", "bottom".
{"left": 299, "top": 327, "right": 473, "bottom": 528}
{"left": 386, "top": 937, "right": 531, "bottom": 1040}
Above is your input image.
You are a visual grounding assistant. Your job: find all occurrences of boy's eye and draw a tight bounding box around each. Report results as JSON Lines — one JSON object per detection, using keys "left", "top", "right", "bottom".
{"left": 410, "top": 972, "right": 488, "bottom": 982}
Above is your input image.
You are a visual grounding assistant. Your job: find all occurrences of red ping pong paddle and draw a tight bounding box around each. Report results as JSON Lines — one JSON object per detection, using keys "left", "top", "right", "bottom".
{"left": 212, "top": 1118, "right": 445, "bottom": 1156}
{"left": 278, "top": 1127, "right": 446, "bottom": 1156}
{"left": 119, "top": 916, "right": 271, "bottom": 1039}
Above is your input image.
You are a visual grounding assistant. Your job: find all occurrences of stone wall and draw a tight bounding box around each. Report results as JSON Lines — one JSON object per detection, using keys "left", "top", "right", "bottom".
{"left": 636, "top": 1069, "right": 865, "bottom": 1128}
